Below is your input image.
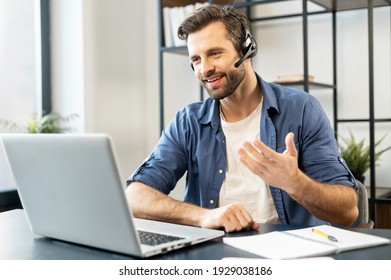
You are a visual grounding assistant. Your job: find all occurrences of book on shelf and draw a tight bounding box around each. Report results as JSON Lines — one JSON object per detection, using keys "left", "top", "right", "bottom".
{"left": 169, "top": 6, "right": 187, "bottom": 47}
{"left": 223, "top": 225, "right": 390, "bottom": 259}
{"left": 273, "top": 74, "right": 315, "bottom": 83}
{"left": 162, "top": 2, "right": 209, "bottom": 48}
{"left": 162, "top": 7, "right": 174, "bottom": 48}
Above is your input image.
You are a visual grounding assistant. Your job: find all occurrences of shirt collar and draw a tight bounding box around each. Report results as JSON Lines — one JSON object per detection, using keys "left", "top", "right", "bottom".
{"left": 257, "top": 73, "right": 280, "bottom": 115}
{"left": 200, "top": 99, "right": 220, "bottom": 128}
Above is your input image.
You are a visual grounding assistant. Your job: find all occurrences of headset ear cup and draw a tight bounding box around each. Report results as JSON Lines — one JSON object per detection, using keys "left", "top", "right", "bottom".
{"left": 242, "top": 34, "right": 257, "bottom": 59}
{"left": 248, "top": 36, "right": 257, "bottom": 58}
{"left": 241, "top": 35, "right": 250, "bottom": 56}
{"left": 229, "top": 12, "right": 258, "bottom": 62}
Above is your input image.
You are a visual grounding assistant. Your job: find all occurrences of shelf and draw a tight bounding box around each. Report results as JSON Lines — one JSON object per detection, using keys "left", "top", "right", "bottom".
{"left": 368, "top": 186, "right": 391, "bottom": 199}
{"left": 161, "top": 0, "right": 233, "bottom": 8}
{"left": 160, "top": 46, "right": 188, "bottom": 55}
{"left": 162, "top": 0, "right": 203, "bottom": 8}
{"left": 311, "top": 0, "right": 391, "bottom": 11}
{"left": 337, "top": 118, "right": 391, "bottom": 123}
{"left": 161, "top": 0, "right": 391, "bottom": 10}
{"left": 275, "top": 81, "right": 335, "bottom": 90}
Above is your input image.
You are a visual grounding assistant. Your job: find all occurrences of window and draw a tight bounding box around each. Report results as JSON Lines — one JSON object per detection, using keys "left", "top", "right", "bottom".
{"left": 0, "top": 0, "right": 41, "bottom": 123}
{"left": 0, "top": 0, "right": 49, "bottom": 190}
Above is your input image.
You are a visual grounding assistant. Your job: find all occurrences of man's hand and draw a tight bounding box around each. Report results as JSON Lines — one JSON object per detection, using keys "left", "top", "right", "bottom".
{"left": 237, "top": 132, "right": 301, "bottom": 192}
{"left": 199, "top": 203, "right": 260, "bottom": 232}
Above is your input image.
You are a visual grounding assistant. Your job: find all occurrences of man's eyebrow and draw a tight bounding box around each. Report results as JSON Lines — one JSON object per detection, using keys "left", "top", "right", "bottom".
{"left": 206, "top": 47, "right": 226, "bottom": 55}
{"left": 190, "top": 47, "right": 226, "bottom": 60}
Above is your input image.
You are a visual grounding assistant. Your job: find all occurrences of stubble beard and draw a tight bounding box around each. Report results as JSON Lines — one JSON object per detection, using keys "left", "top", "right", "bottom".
{"left": 201, "top": 67, "right": 246, "bottom": 100}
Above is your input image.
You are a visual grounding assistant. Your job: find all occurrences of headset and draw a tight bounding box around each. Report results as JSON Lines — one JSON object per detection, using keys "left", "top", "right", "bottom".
{"left": 190, "top": 12, "right": 258, "bottom": 71}
{"left": 230, "top": 12, "right": 258, "bottom": 68}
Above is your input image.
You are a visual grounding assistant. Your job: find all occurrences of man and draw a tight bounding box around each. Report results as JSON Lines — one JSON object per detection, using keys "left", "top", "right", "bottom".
{"left": 126, "top": 5, "right": 358, "bottom": 232}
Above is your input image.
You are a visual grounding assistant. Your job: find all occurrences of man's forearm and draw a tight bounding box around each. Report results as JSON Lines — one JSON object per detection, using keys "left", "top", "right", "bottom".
{"left": 125, "top": 182, "right": 206, "bottom": 227}
{"left": 125, "top": 181, "right": 259, "bottom": 232}
{"left": 288, "top": 171, "right": 358, "bottom": 226}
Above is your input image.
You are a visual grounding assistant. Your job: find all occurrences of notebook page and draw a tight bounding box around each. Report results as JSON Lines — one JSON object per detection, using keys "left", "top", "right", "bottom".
{"left": 288, "top": 225, "right": 391, "bottom": 252}
{"left": 223, "top": 231, "right": 336, "bottom": 259}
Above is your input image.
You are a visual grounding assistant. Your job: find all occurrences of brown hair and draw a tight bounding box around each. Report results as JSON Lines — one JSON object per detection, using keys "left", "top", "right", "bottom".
{"left": 177, "top": 5, "right": 250, "bottom": 55}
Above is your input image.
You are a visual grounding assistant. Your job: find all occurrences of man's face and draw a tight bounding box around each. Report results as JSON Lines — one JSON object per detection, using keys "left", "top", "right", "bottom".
{"left": 187, "top": 21, "right": 245, "bottom": 100}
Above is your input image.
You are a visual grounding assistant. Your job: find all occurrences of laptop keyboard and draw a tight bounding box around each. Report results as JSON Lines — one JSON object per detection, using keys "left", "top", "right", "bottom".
{"left": 138, "top": 230, "right": 185, "bottom": 246}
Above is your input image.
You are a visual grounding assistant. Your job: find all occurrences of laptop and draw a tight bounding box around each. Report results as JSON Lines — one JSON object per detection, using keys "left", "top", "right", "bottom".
{"left": 1, "top": 133, "right": 224, "bottom": 258}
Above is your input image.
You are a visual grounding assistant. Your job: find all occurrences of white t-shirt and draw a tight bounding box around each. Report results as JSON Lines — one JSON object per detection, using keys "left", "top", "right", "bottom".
{"left": 219, "top": 101, "right": 280, "bottom": 224}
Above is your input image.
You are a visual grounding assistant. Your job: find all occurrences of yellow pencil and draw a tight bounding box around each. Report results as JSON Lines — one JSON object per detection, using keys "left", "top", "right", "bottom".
{"left": 312, "top": 228, "right": 338, "bottom": 242}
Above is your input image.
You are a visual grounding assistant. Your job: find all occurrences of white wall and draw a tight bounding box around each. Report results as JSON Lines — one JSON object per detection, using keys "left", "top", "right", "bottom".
{"left": 50, "top": 1, "right": 391, "bottom": 192}
{"left": 51, "top": 0, "right": 149, "bottom": 183}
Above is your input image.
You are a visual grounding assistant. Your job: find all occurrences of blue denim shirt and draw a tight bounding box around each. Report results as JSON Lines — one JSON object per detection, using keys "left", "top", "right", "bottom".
{"left": 128, "top": 74, "right": 357, "bottom": 226}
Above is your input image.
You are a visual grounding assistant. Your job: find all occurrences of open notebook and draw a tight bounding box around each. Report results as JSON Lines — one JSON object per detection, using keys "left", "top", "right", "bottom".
{"left": 223, "top": 225, "right": 390, "bottom": 259}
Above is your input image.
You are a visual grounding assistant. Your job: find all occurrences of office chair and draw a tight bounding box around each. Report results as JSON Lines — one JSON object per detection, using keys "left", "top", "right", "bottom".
{"left": 352, "top": 180, "right": 375, "bottom": 228}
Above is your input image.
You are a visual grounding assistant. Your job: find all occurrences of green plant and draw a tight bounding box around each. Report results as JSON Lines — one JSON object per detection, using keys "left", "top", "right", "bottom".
{"left": 338, "top": 130, "right": 391, "bottom": 183}
{"left": 0, "top": 112, "right": 78, "bottom": 133}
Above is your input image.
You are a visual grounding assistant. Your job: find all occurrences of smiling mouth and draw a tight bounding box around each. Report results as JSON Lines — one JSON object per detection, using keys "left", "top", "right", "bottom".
{"left": 203, "top": 75, "right": 224, "bottom": 84}
{"left": 207, "top": 77, "right": 221, "bottom": 83}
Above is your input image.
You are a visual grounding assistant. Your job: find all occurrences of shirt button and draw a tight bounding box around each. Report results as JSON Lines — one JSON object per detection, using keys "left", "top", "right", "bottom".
{"left": 209, "top": 200, "right": 214, "bottom": 205}
{"left": 218, "top": 169, "right": 223, "bottom": 174}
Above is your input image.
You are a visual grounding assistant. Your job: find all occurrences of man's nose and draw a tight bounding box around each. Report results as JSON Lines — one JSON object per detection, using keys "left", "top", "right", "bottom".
{"left": 200, "top": 59, "right": 214, "bottom": 75}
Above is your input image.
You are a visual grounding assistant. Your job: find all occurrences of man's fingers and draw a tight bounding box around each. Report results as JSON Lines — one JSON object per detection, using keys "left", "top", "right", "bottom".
{"left": 251, "top": 221, "right": 260, "bottom": 230}
{"left": 251, "top": 139, "right": 275, "bottom": 159}
{"left": 284, "top": 132, "right": 297, "bottom": 157}
{"left": 218, "top": 204, "right": 257, "bottom": 232}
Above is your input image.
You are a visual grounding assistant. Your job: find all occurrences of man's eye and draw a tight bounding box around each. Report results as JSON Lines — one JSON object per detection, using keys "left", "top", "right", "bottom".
{"left": 192, "top": 58, "right": 200, "bottom": 64}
